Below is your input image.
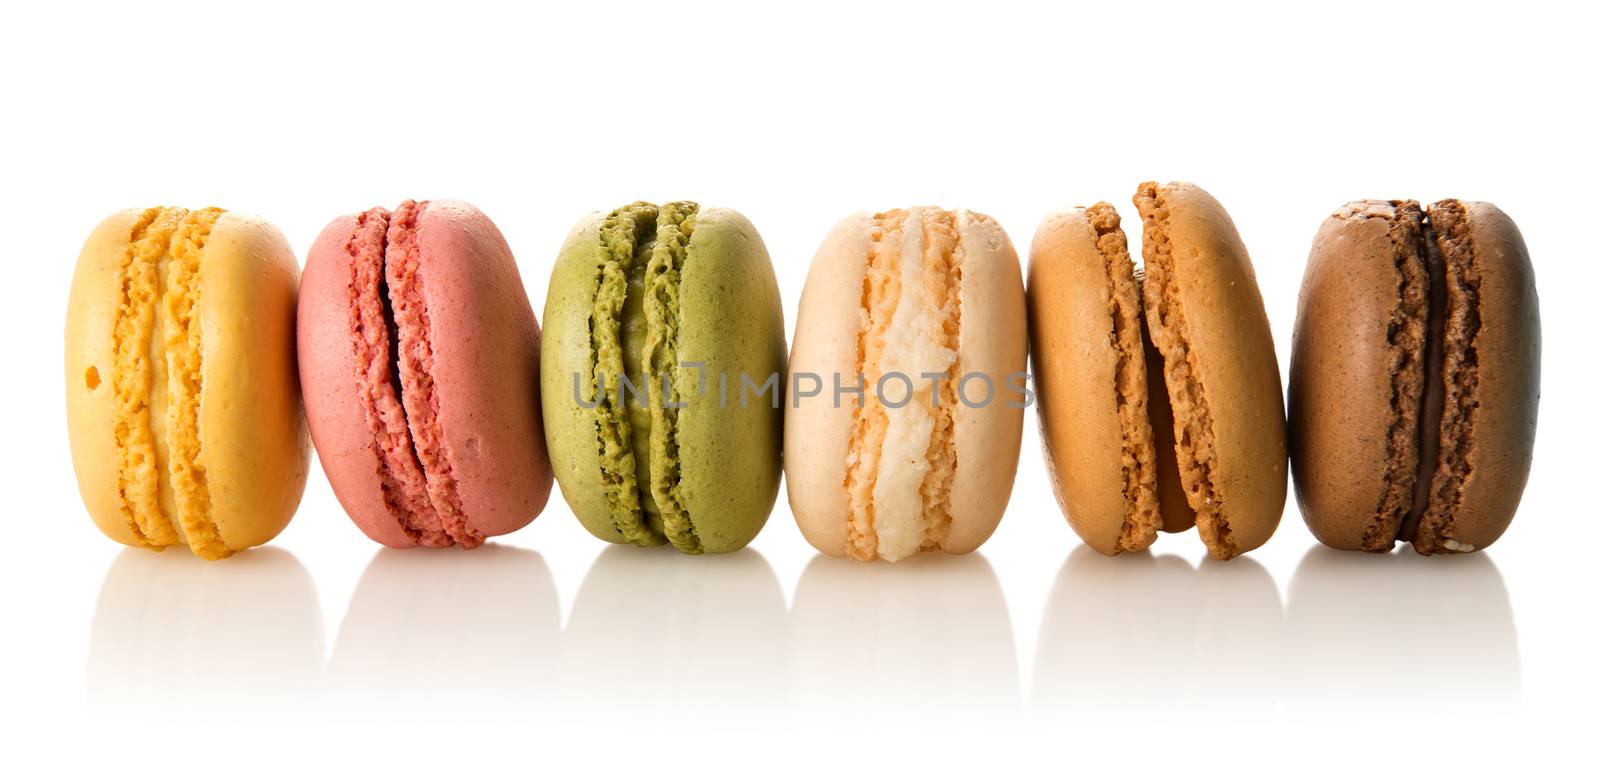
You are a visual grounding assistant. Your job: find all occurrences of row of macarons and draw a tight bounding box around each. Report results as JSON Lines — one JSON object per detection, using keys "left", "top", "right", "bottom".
{"left": 64, "top": 182, "right": 1540, "bottom": 563}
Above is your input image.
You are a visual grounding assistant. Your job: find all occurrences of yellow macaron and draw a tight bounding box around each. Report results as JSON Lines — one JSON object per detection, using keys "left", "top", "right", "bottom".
{"left": 65, "top": 207, "right": 308, "bottom": 559}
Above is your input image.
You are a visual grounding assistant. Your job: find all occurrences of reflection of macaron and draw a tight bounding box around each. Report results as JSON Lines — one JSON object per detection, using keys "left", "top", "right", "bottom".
{"left": 563, "top": 547, "right": 785, "bottom": 730}
{"left": 65, "top": 207, "right": 308, "bottom": 559}
{"left": 1289, "top": 200, "right": 1539, "bottom": 555}
{"left": 1033, "top": 547, "right": 1282, "bottom": 720}
{"left": 299, "top": 200, "right": 552, "bottom": 549}
{"left": 328, "top": 545, "right": 560, "bottom": 716}
{"left": 787, "top": 208, "right": 1027, "bottom": 562}
{"left": 88, "top": 547, "right": 323, "bottom": 711}
{"left": 1284, "top": 547, "right": 1519, "bottom": 717}
{"left": 1027, "top": 183, "right": 1286, "bottom": 560}
{"left": 789, "top": 554, "right": 1019, "bottom": 719}
{"left": 542, "top": 202, "right": 785, "bottom": 554}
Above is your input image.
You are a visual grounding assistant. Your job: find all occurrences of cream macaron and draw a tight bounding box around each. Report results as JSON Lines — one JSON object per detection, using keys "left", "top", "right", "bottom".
{"left": 786, "top": 207, "right": 1028, "bottom": 562}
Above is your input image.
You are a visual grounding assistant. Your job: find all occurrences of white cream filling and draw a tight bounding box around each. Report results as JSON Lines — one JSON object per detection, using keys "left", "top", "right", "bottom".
{"left": 871, "top": 208, "right": 958, "bottom": 561}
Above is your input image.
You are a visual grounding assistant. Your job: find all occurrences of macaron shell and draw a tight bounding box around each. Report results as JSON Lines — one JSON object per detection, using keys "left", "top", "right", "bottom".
{"left": 671, "top": 207, "right": 786, "bottom": 552}
{"left": 413, "top": 201, "right": 552, "bottom": 538}
{"left": 1027, "top": 210, "right": 1140, "bottom": 555}
{"left": 541, "top": 212, "right": 630, "bottom": 545}
{"left": 1142, "top": 183, "right": 1286, "bottom": 556}
{"left": 1435, "top": 202, "right": 1538, "bottom": 551}
{"left": 784, "top": 213, "right": 873, "bottom": 558}
{"left": 299, "top": 215, "right": 418, "bottom": 548}
{"left": 943, "top": 212, "right": 1027, "bottom": 553}
{"left": 1288, "top": 202, "right": 1417, "bottom": 550}
{"left": 196, "top": 212, "right": 309, "bottom": 550}
{"left": 66, "top": 209, "right": 151, "bottom": 547}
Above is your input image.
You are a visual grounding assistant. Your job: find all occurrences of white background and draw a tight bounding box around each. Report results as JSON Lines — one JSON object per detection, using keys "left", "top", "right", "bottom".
{"left": 2, "top": 0, "right": 1595, "bottom": 765}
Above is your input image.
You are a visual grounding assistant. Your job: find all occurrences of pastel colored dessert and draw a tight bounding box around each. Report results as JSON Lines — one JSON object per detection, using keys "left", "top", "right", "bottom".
{"left": 299, "top": 200, "right": 552, "bottom": 548}
{"left": 65, "top": 207, "right": 309, "bottom": 559}
{"left": 542, "top": 201, "right": 785, "bottom": 554}
{"left": 787, "top": 207, "right": 1027, "bottom": 562}
{"left": 1027, "top": 182, "right": 1286, "bottom": 560}
{"left": 1289, "top": 199, "right": 1539, "bottom": 554}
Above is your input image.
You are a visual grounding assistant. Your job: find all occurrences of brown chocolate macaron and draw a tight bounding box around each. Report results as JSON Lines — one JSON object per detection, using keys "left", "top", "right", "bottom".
{"left": 1289, "top": 199, "right": 1539, "bottom": 555}
{"left": 1027, "top": 182, "right": 1287, "bottom": 560}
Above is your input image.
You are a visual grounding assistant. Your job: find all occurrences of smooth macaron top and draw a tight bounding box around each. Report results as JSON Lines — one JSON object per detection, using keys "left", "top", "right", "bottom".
{"left": 299, "top": 200, "right": 551, "bottom": 549}
{"left": 1134, "top": 182, "right": 1286, "bottom": 559}
{"left": 1290, "top": 199, "right": 1538, "bottom": 554}
{"left": 66, "top": 207, "right": 308, "bottom": 559}
{"left": 786, "top": 207, "right": 1027, "bottom": 562}
{"left": 542, "top": 202, "right": 786, "bottom": 554}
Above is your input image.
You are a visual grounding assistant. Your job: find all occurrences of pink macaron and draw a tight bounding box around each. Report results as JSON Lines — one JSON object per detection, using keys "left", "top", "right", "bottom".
{"left": 299, "top": 200, "right": 552, "bottom": 548}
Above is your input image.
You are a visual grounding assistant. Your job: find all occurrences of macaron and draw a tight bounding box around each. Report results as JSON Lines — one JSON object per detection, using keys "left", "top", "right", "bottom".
{"left": 299, "top": 200, "right": 552, "bottom": 549}
{"left": 1288, "top": 199, "right": 1539, "bottom": 554}
{"left": 1027, "top": 183, "right": 1286, "bottom": 559}
{"left": 787, "top": 207, "right": 1027, "bottom": 562}
{"left": 542, "top": 201, "right": 785, "bottom": 554}
{"left": 65, "top": 207, "right": 308, "bottom": 559}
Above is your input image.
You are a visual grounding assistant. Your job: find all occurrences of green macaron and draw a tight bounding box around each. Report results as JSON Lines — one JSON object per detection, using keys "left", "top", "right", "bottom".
{"left": 542, "top": 201, "right": 786, "bottom": 553}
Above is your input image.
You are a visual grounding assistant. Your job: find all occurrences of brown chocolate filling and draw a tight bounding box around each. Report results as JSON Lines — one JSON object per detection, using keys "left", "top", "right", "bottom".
{"left": 1392, "top": 200, "right": 1479, "bottom": 553}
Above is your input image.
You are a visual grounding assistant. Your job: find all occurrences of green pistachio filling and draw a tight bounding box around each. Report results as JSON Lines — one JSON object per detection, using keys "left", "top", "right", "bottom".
{"left": 592, "top": 201, "right": 702, "bottom": 552}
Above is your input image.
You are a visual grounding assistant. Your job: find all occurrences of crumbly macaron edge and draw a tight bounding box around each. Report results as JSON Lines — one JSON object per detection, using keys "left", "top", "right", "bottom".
{"left": 592, "top": 203, "right": 663, "bottom": 547}
{"left": 1412, "top": 199, "right": 1483, "bottom": 555}
{"left": 109, "top": 207, "right": 236, "bottom": 559}
{"left": 385, "top": 201, "right": 480, "bottom": 547}
{"left": 1084, "top": 202, "right": 1162, "bottom": 553}
{"left": 163, "top": 208, "right": 231, "bottom": 559}
{"left": 1135, "top": 182, "right": 1236, "bottom": 559}
{"left": 343, "top": 206, "right": 453, "bottom": 547}
{"left": 842, "top": 210, "right": 904, "bottom": 560}
{"left": 915, "top": 209, "right": 962, "bottom": 554}
{"left": 1326, "top": 200, "right": 1433, "bottom": 552}
{"left": 643, "top": 201, "right": 702, "bottom": 553}
{"left": 111, "top": 207, "right": 185, "bottom": 549}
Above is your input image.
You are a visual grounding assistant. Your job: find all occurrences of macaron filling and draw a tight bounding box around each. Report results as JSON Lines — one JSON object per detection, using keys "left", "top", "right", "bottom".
{"left": 590, "top": 201, "right": 704, "bottom": 553}
{"left": 843, "top": 208, "right": 963, "bottom": 562}
{"left": 1339, "top": 200, "right": 1483, "bottom": 555}
{"left": 1135, "top": 183, "right": 1235, "bottom": 559}
{"left": 1085, "top": 203, "right": 1162, "bottom": 553}
{"left": 1407, "top": 200, "right": 1482, "bottom": 554}
{"left": 108, "top": 207, "right": 232, "bottom": 558}
{"left": 343, "top": 201, "right": 478, "bottom": 547}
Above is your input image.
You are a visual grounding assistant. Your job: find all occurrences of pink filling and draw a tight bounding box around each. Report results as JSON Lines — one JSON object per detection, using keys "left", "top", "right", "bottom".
{"left": 384, "top": 201, "right": 480, "bottom": 547}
